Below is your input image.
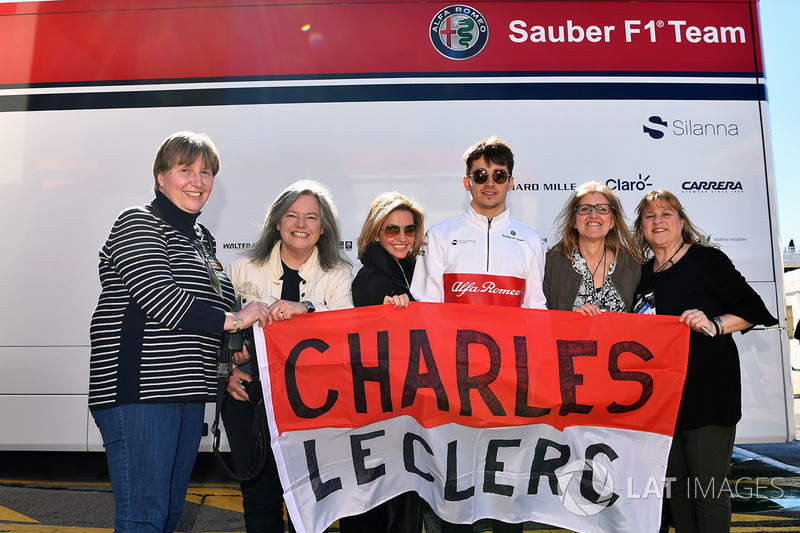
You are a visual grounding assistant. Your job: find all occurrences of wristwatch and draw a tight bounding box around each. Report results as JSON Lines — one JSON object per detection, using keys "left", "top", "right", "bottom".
{"left": 301, "top": 300, "right": 316, "bottom": 313}
{"left": 230, "top": 316, "right": 244, "bottom": 333}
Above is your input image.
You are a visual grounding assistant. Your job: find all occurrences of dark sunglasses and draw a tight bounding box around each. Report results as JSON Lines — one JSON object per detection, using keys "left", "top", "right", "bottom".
{"left": 381, "top": 224, "right": 417, "bottom": 238}
{"left": 192, "top": 239, "right": 224, "bottom": 295}
{"left": 470, "top": 168, "right": 510, "bottom": 185}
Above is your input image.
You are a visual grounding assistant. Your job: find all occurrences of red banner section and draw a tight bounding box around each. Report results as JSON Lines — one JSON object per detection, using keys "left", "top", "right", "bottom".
{"left": 0, "top": 1, "right": 760, "bottom": 85}
{"left": 259, "top": 303, "right": 690, "bottom": 437}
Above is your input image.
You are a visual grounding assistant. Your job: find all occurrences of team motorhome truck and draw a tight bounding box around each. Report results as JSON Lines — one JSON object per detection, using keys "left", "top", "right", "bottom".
{"left": 0, "top": 0, "right": 793, "bottom": 450}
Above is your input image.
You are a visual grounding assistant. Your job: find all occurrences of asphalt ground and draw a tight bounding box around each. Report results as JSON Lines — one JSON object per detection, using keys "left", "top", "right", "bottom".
{"left": 1, "top": 443, "right": 799, "bottom": 533}
{"left": 1, "top": 379, "right": 798, "bottom": 533}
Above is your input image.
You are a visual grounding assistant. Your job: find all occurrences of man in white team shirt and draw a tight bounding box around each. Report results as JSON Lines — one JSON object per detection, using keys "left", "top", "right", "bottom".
{"left": 411, "top": 136, "right": 547, "bottom": 310}
{"left": 410, "top": 136, "right": 546, "bottom": 533}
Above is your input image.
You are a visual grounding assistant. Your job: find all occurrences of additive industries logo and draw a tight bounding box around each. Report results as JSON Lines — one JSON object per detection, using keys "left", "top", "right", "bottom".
{"left": 430, "top": 5, "right": 489, "bottom": 60}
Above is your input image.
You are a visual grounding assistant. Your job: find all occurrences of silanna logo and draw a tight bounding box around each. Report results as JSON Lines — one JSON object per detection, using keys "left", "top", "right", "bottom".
{"left": 451, "top": 239, "right": 477, "bottom": 246}
{"left": 643, "top": 116, "right": 668, "bottom": 139}
{"left": 430, "top": 5, "right": 489, "bottom": 60}
{"left": 643, "top": 115, "right": 740, "bottom": 139}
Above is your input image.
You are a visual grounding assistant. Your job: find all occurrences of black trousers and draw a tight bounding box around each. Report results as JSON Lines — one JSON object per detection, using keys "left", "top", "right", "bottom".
{"left": 666, "top": 424, "right": 736, "bottom": 533}
{"left": 338, "top": 492, "right": 423, "bottom": 533}
{"left": 222, "top": 392, "right": 295, "bottom": 533}
{"left": 441, "top": 520, "right": 523, "bottom": 533}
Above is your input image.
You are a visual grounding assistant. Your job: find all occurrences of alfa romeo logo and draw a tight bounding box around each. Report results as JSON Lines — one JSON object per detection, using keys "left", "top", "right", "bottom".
{"left": 429, "top": 5, "right": 489, "bottom": 60}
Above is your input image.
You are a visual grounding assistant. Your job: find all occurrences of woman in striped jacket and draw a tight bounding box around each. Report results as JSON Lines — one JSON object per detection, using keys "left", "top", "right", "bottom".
{"left": 89, "top": 132, "right": 269, "bottom": 533}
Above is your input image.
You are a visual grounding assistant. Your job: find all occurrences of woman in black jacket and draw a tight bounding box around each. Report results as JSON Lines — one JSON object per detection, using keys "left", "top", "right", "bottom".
{"left": 340, "top": 191, "right": 425, "bottom": 533}
{"left": 351, "top": 192, "right": 424, "bottom": 309}
{"left": 632, "top": 189, "right": 777, "bottom": 532}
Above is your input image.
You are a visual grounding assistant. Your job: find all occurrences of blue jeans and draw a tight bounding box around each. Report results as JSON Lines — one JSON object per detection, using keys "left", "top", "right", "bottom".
{"left": 93, "top": 402, "right": 205, "bottom": 533}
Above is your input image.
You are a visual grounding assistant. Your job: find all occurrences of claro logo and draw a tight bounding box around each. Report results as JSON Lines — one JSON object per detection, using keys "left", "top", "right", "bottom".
{"left": 643, "top": 115, "right": 740, "bottom": 139}
{"left": 606, "top": 174, "right": 652, "bottom": 191}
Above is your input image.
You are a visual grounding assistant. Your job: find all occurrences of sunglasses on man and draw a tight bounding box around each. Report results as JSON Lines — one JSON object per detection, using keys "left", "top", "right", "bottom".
{"left": 469, "top": 168, "right": 510, "bottom": 185}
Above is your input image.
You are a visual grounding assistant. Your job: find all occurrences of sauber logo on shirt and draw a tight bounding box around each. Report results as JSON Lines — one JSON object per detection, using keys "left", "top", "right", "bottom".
{"left": 443, "top": 273, "right": 525, "bottom": 307}
{"left": 502, "top": 231, "right": 525, "bottom": 242}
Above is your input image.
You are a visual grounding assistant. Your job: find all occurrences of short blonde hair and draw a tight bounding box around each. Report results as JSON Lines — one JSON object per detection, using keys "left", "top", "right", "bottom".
{"left": 356, "top": 192, "right": 425, "bottom": 260}
{"left": 152, "top": 132, "right": 220, "bottom": 193}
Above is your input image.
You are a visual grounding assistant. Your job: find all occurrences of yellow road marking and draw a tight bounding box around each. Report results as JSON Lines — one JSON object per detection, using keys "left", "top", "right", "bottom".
{"left": 0, "top": 480, "right": 110, "bottom": 487}
{"left": 0, "top": 527, "right": 111, "bottom": 532}
{"left": 736, "top": 526, "right": 800, "bottom": 533}
{"left": 0, "top": 480, "right": 237, "bottom": 489}
{"left": 733, "top": 513, "right": 795, "bottom": 522}
{"left": 0, "top": 504, "right": 38, "bottom": 523}
{"left": 184, "top": 493, "right": 244, "bottom": 513}
{"left": 185, "top": 487, "right": 243, "bottom": 497}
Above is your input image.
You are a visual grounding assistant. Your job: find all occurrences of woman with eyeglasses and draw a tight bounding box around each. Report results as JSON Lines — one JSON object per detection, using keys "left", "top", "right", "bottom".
{"left": 222, "top": 180, "right": 353, "bottom": 533}
{"left": 89, "top": 132, "right": 270, "bottom": 533}
{"left": 543, "top": 181, "right": 641, "bottom": 314}
{"left": 337, "top": 191, "right": 426, "bottom": 533}
{"left": 632, "top": 189, "right": 776, "bottom": 533}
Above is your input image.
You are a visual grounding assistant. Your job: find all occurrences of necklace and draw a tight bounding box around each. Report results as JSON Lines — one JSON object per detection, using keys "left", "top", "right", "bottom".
{"left": 655, "top": 243, "right": 684, "bottom": 273}
{"left": 398, "top": 261, "right": 410, "bottom": 289}
{"left": 590, "top": 250, "right": 606, "bottom": 287}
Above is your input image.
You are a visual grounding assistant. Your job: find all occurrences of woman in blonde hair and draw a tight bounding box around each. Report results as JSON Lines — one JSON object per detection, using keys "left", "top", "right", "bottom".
{"left": 543, "top": 181, "right": 641, "bottom": 314}
{"left": 339, "top": 191, "right": 425, "bottom": 533}
{"left": 351, "top": 191, "right": 425, "bottom": 309}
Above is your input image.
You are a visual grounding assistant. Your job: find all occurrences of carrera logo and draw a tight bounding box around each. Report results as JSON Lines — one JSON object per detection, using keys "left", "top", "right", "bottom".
{"left": 451, "top": 281, "right": 523, "bottom": 298}
{"left": 682, "top": 180, "right": 743, "bottom": 192}
{"left": 430, "top": 5, "right": 489, "bottom": 60}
